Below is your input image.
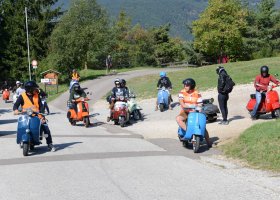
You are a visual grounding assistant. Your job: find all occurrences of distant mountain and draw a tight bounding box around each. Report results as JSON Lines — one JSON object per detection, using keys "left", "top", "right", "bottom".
{"left": 56, "top": 0, "right": 280, "bottom": 40}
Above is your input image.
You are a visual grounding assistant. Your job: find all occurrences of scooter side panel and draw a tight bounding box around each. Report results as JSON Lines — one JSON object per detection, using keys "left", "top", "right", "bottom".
{"left": 184, "top": 112, "right": 206, "bottom": 140}
{"left": 157, "top": 90, "right": 169, "bottom": 107}
{"left": 17, "top": 115, "right": 29, "bottom": 144}
{"left": 29, "top": 117, "right": 41, "bottom": 145}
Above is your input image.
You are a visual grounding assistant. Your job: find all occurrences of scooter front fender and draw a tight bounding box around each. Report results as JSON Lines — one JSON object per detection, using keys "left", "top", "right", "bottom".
{"left": 22, "top": 133, "right": 30, "bottom": 143}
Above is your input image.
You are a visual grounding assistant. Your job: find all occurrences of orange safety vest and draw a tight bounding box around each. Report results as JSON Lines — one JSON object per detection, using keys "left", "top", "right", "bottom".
{"left": 72, "top": 72, "right": 80, "bottom": 80}
{"left": 21, "top": 92, "right": 40, "bottom": 112}
{"left": 179, "top": 89, "right": 201, "bottom": 111}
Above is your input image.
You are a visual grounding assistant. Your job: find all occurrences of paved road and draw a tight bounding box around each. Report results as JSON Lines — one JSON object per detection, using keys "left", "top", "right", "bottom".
{"left": 0, "top": 69, "right": 280, "bottom": 199}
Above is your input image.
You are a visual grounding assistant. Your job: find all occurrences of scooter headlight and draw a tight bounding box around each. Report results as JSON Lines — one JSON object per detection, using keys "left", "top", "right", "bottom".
{"left": 26, "top": 129, "right": 30, "bottom": 133}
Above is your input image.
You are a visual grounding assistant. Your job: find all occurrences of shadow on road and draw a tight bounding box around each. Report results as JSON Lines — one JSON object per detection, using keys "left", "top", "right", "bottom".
{"left": 29, "top": 142, "right": 83, "bottom": 156}
{"left": 0, "top": 119, "right": 18, "bottom": 125}
{"left": 0, "top": 109, "right": 12, "bottom": 114}
{"left": 0, "top": 131, "right": 17, "bottom": 137}
{"left": 229, "top": 115, "right": 245, "bottom": 121}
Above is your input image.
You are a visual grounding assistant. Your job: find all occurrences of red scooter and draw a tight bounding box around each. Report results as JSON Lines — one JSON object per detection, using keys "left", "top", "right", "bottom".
{"left": 110, "top": 96, "right": 129, "bottom": 127}
{"left": 246, "top": 85, "right": 280, "bottom": 118}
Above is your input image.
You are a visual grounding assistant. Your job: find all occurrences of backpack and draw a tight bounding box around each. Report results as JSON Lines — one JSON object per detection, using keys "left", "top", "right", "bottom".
{"left": 224, "top": 75, "right": 235, "bottom": 93}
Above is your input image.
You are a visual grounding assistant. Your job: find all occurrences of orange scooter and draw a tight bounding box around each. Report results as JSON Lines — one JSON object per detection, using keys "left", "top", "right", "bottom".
{"left": 67, "top": 97, "right": 90, "bottom": 127}
{"left": 2, "top": 89, "right": 10, "bottom": 103}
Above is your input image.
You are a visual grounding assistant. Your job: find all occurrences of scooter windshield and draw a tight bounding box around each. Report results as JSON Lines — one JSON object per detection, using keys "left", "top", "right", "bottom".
{"left": 18, "top": 115, "right": 29, "bottom": 128}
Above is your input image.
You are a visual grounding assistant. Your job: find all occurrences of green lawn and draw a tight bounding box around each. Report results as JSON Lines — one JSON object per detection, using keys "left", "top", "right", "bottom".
{"left": 127, "top": 57, "right": 280, "bottom": 99}
{"left": 222, "top": 120, "right": 280, "bottom": 171}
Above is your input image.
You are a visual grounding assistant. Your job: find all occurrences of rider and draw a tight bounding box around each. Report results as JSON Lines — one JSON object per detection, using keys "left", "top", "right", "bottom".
{"left": 175, "top": 78, "right": 212, "bottom": 147}
{"left": 156, "top": 71, "right": 173, "bottom": 110}
{"left": 71, "top": 69, "right": 80, "bottom": 81}
{"left": 120, "top": 79, "right": 130, "bottom": 96}
{"left": 251, "top": 65, "right": 280, "bottom": 119}
{"left": 107, "top": 78, "right": 129, "bottom": 122}
{"left": 38, "top": 88, "right": 50, "bottom": 115}
{"left": 69, "top": 83, "right": 87, "bottom": 113}
{"left": 13, "top": 81, "right": 56, "bottom": 151}
{"left": 15, "top": 81, "right": 25, "bottom": 96}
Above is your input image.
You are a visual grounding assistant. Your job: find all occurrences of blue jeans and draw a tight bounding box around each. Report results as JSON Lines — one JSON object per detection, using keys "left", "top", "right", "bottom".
{"left": 251, "top": 91, "right": 263, "bottom": 117}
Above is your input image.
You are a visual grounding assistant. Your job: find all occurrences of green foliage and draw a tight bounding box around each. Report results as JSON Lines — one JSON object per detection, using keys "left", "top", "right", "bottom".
{"left": 192, "top": 0, "right": 248, "bottom": 60}
{"left": 0, "top": 0, "right": 62, "bottom": 81}
{"left": 244, "top": 0, "right": 280, "bottom": 59}
{"left": 44, "top": 0, "right": 111, "bottom": 81}
{"left": 223, "top": 120, "right": 280, "bottom": 171}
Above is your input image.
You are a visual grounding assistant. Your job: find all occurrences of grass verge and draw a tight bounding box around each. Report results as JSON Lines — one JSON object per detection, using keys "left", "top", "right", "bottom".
{"left": 222, "top": 120, "right": 280, "bottom": 172}
{"left": 127, "top": 57, "right": 280, "bottom": 99}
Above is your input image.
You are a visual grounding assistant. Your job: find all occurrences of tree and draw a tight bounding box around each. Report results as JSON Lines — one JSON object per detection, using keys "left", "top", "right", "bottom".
{"left": 244, "top": 0, "right": 280, "bottom": 58}
{"left": 46, "top": 0, "right": 110, "bottom": 79}
{"left": 192, "top": 0, "right": 248, "bottom": 61}
{"left": 0, "top": 0, "right": 62, "bottom": 80}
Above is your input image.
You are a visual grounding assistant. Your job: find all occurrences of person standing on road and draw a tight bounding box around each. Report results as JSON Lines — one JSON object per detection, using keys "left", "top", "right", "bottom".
{"left": 106, "top": 55, "right": 112, "bottom": 74}
{"left": 250, "top": 65, "right": 280, "bottom": 120}
{"left": 216, "top": 66, "right": 230, "bottom": 125}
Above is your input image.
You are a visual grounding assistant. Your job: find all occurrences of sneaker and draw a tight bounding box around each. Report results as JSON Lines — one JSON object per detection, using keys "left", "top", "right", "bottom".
{"left": 48, "top": 144, "right": 56, "bottom": 152}
{"left": 223, "top": 120, "right": 229, "bottom": 125}
{"left": 207, "top": 143, "right": 212, "bottom": 148}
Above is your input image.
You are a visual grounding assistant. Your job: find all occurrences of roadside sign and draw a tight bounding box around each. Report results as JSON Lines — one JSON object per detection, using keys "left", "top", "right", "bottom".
{"left": 41, "top": 78, "right": 50, "bottom": 83}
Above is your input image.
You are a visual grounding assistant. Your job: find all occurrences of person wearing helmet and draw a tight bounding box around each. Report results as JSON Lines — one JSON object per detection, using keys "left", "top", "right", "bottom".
{"left": 72, "top": 69, "right": 80, "bottom": 81}
{"left": 176, "top": 78, "right": 212, "bottom": 147}
{"left": 107, "top": 78, "right": 129, "bottom": 122}
{"left": 13, "top": 81, "right": 56, "bottom": 152}
{"left": 13, "top": 81, "right": 25, "bottom": 95}
{"left": 251, "top": 66, "right": 280, "bottom": 119}
{"left": 120, "top": 79, "right": 130, "bottom": 96}
{"left": 69, "top": 83, "right": 87, "bottom": 113}
{"left": 216, "top": 66, "right": 230, "bottom": 125}
{"left": 155, "top": 72, "right": 173, "bottom": 110}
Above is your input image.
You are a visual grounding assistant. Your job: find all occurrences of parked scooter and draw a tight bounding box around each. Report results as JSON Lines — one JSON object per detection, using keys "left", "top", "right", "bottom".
{"left": 202, "top": 98, "right": 220, "bottom": 122}
{"left": 157, "top": 87, "right": 170, "bottom": 112}
{"left": 67, "top": 97, "right": 90, "bottom": 127}
{"left": 2, "top": 89, "right": 10, "bottom": 103}
{"left": 246, "top": 85, "right": 280, "bottom": 118}
{"left": 17, "top": 109, "right": 45, "bottom": 156}
{"left": 127, "top": 92, "right": 143, "bottom": 121}
{"left": 178, "top": 106, "right": 207, "bottom": 153}
{"left": 111, "top": 96, "right": 129, "bottom": 127}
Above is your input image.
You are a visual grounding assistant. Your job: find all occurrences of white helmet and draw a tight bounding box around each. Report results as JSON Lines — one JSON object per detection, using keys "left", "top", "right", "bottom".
{"left": 16, "top": 81, "right": 21, "bottom": 85}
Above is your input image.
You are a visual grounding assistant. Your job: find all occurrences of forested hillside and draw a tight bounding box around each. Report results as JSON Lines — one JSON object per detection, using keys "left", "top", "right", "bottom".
{"left": 57, "top": 0, "right": 280, "bottom": 39}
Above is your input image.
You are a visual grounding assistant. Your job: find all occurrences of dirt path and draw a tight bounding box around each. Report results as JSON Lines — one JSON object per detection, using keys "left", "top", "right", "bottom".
{"left": 93, "top": 83, "right": 280, "bottom": 145}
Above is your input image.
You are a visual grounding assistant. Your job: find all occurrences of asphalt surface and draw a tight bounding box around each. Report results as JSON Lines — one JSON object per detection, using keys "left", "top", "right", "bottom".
{"left": 0, "top": 69, "right": 280, "bottom": 200}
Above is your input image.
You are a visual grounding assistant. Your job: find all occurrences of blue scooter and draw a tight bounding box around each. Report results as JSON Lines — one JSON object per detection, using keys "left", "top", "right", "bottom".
{"left": 178, "top": 107, "right": 207, "bottom": 153}
{"left": 157, "top": 87, "right": 170, "bottom": 112}
{"left": 17, "top": 110, "right": 44, "bottom": 156}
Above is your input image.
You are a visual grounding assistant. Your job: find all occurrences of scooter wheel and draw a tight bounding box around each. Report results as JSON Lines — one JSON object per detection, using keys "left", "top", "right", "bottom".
{"left": 84, "top": 117, "right": 90, "bottom": 128}
{"left": 159, "top": 104, "right": 164, "bottom": 112}
{"left": 193, "top": 136, "right": 200, "bottom": 153}
{"left": 23, "top": 143, "right": 29, "bottom": 156}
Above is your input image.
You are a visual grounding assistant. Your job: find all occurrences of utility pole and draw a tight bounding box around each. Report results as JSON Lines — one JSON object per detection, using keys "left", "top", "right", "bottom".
{"left": 25, "top": 7, "right": 31, "bottom": 81}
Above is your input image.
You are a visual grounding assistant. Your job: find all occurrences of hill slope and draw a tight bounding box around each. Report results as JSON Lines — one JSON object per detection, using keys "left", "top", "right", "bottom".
{"left": 57, "top": 0, "right": 280, "bottom": 40}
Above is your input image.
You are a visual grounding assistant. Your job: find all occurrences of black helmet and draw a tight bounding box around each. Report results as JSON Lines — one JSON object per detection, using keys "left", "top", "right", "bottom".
{"left": 121, "top": 79, "right": 126, "bottom": 86}
{"left": 216, "top": 66, "right": 224, "bottom": 75}
{"left": 260, "top": 65, "right": 269, "bottom": 75}
{"left": 25, "top": 81, "right": 39, "bottom": 93}
{"left": 182, "top": 78, "right": 196, "bottom": 90}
